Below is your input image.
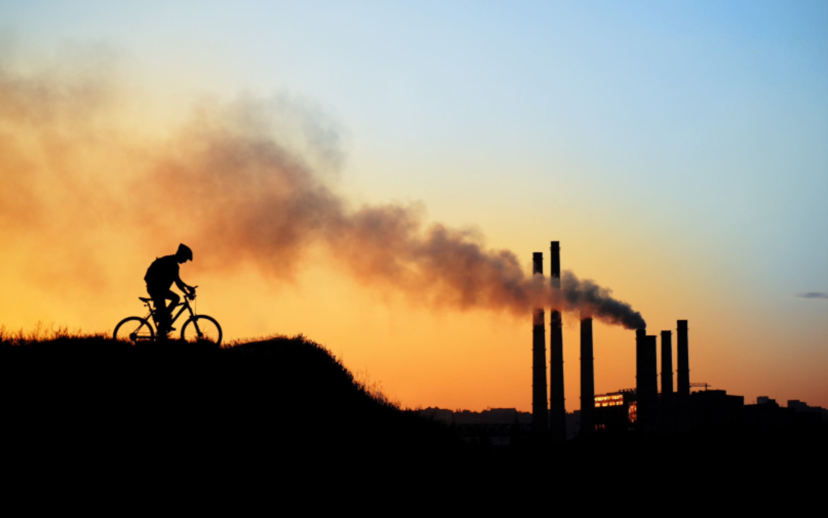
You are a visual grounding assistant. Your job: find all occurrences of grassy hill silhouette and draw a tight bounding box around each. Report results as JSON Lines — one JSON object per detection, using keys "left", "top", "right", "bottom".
{"left": 0, "top": 331, "right": 469, "bottom": 473}
{"left": 3, "top": 328, "right": 824, "bottom": 491}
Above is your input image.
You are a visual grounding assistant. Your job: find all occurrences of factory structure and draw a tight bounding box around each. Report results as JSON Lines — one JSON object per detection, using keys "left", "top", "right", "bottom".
{"left": 530, "top": 241, "right": 827, "bottom": 439}
{"left": 418, "top": 240, "right": 825, "bottom": 446}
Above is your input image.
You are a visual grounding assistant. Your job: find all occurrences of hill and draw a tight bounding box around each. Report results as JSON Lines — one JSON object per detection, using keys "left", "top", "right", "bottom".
{"left": 3, "top": 330, "right": 824, "bottom": 494}
{"left": 0, "top": 333, "right": 469, "bottom": 474}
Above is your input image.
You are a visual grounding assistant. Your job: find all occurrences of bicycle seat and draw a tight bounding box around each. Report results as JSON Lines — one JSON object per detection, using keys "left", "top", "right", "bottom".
{"left": 139, "top": 297, "right": 153, "bottom": 303}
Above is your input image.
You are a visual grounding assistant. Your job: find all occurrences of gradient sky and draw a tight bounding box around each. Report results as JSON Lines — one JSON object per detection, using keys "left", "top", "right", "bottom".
{"left": 1, "top": 1, "right": 826, "bottom": 411}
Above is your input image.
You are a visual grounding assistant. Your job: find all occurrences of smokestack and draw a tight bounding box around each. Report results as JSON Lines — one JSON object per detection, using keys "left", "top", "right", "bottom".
{"left": 677, "top": 320, "right": 690, "bottom": 397}
{"left": 635, "top": 329, "right": 657, "bottom": 416}
{"left": 531, "top": 252, "right": 548, "bottom": 433}
{"left": 549, "top": 241, "right": 566, "bottom": 440}
{"left": 635, "top": 328, "right": 646, "bottom": 405}
{"left": 580, "top": 317, "right": 595, "bottom": 436}
{"left": 646, "top": 335, "right": 658, "bottom": 399}
{"left": 661, "top": 330, "right": 673, "bottom": 401}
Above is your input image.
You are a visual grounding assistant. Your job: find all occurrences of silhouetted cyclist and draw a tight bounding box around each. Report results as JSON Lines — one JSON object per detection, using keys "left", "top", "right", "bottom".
{"left": 144, "top": 244, "right": 195, "bottom": 337}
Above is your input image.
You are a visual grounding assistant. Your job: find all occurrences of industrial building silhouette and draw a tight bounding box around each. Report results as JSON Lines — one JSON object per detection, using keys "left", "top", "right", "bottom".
{"left": 535, "top": 241, "right": 826, "bottom": 439}
{"left": 421, "top": 240, "right": 827, "bottom": 448}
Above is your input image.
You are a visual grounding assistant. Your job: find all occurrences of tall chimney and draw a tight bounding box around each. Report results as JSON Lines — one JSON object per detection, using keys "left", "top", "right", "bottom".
{"left": 635, "top": 328, "right": 646, "bottom": 404}
{"left": 549, "top": 241, "right": 566, "bottom": 440}
{"left": 646, "top": 335, "right": 658, "bottom": 400}
{"left": 677, "top": 320, "right": 690, "bottom": 397}
{"left": 580, "top": 317, "right": 595, "bottom": 437}
{"left": 531, "top": 252, "right": 548, "bottom": 433}
{"left": 661, "top": 330, "right": 673, "bottom": 402}
{"left": 636, "top": 329, "right": 657, "bottom": 417}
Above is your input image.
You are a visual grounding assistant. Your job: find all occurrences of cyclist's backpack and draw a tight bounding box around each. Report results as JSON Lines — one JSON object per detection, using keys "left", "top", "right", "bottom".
{"left": 144, "top": 257, "right": 161, "bottom": 284}
{"left": 144, "top": 255, "right": 179, "bottom": 288}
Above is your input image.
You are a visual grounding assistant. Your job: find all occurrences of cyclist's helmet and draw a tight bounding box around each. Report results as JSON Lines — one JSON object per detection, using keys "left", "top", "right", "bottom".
{"left": 177, "top": 243, "right": 193, "bottom": 262}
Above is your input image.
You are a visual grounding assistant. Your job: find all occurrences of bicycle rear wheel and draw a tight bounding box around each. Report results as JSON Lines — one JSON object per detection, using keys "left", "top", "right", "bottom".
{"left": 181, "top": 315, "right": 222, "bottom": 346}
{"left": 114, "top": 316, "right": 155, "bottom": 343}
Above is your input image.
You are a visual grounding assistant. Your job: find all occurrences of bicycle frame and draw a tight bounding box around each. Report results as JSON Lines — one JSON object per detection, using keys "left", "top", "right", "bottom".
{"left": 143, "top": 296, "right": 196, "bottom": 329}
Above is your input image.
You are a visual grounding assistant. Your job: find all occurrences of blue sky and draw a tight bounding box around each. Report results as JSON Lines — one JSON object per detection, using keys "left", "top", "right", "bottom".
{"left": 3, "top": 0, "right": 826, "bottom": 311}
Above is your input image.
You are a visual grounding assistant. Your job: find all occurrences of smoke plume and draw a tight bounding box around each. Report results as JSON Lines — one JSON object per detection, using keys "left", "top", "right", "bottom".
{"left": 0, "top": 50, "right": 646, "bottom": 330}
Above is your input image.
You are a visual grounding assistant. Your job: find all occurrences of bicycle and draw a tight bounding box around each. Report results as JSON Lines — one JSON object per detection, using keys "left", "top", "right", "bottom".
{"left": 113, "top": 286, "right": 223, "bottom": 346}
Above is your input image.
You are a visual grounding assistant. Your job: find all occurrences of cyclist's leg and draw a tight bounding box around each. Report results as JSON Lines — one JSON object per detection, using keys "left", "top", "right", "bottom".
{"left": 148, "top": 287, "right": 171, "bottom": 336}
{"left": 165, "top": 290, "right": 180, "bottom": 331}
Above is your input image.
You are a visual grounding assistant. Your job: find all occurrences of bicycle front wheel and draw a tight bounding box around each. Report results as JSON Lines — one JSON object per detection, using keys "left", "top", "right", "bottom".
{"left": 114, "top": 316, "right": 155, "bottom": 343}
{"left": 181, "top": 315, "right": 223, "bottom": 346}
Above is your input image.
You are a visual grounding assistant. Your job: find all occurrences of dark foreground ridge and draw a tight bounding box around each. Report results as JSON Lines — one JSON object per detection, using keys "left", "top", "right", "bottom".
{"left": 0, "top": 334, "right": 468, "bottom": 473}
{"left": 2, "top": 333, "right": 825, "bottom": 488}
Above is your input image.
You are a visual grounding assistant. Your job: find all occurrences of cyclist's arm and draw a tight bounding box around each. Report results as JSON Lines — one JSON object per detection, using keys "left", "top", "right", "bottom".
{"left": 174, "top": 274, "right": 192, "bottom": 293}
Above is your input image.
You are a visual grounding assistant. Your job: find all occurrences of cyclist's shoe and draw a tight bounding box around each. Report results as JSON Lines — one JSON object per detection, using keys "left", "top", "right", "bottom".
{"left": 156, "top": 326, "right": 175, "bottom": 338}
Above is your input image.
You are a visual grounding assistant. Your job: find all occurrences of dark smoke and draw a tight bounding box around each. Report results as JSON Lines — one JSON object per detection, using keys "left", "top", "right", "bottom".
{"left": 561, "top": 272, "right": 646, "bottom": 329}
{"left": 0, "top": 51, "right": 646, "bottom": 330}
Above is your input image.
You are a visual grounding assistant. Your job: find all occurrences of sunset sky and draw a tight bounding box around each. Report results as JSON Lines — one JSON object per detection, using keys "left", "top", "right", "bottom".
{"left": 2, "top": 1, "right": 826, "bottom": 411}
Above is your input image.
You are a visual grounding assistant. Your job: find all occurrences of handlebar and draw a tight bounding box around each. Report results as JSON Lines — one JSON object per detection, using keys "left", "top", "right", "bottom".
{"left": 187, "top": 286, "right": 199, "bottom": 300}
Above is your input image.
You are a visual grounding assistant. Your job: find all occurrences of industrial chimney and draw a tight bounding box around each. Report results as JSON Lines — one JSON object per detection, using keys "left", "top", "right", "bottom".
{"left": 646, "top": 335, "right": 658, "bottom": 400}
{"left": 549, "top": 241, "right": 566, "bottom": 440}
{"left": 677, "top": 320, "right": 690, "bottom": 397}
{"left": 635, "top": 329, "right": 658, "bottom": 417}
{"left": 531, "top": 252, "right": 548, "bottom": 433}
{"left": 635, "top": 329, "right": 646, "bottom": 407}
{"left": 661, "top": 330, "right": 673, "bottom": 402}
{"left": 580, "top": 316, "right": 595, "bottom": 436}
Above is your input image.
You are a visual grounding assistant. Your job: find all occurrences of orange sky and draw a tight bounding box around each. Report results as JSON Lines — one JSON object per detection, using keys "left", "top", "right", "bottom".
{"left": 2, "top": 44, "right": 826, "bottom": 413}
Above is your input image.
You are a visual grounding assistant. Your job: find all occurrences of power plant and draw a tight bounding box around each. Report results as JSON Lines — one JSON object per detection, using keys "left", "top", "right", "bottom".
{"left": 419, "top": 240, "right": 826, "bottom": 448}
{"left": 531, "top": 241, "right": 698, "bottom": 437}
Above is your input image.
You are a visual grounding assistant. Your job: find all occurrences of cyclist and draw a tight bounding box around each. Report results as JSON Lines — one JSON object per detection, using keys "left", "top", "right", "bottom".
{"left": 144, "top": 243, "right": 195, "bottom": 337}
